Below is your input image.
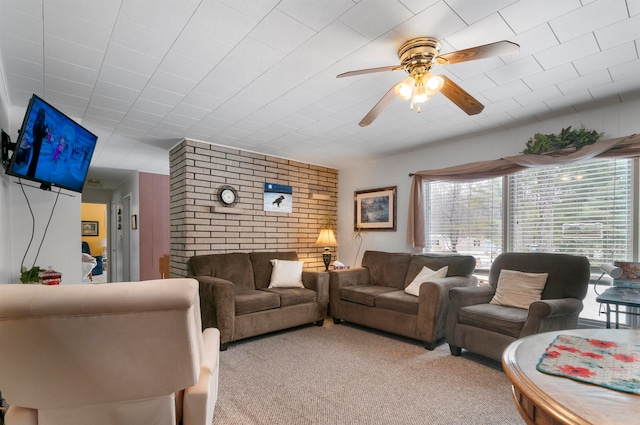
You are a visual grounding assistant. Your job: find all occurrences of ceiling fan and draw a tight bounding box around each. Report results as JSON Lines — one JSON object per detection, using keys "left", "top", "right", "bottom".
{"left": 337, "top": 37, "right": 520, "bottom": 127}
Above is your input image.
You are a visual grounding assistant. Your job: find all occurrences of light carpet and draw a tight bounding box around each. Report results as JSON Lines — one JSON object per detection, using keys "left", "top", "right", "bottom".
{"left": 212, "top": 320, "right": 524, "bottom": 424}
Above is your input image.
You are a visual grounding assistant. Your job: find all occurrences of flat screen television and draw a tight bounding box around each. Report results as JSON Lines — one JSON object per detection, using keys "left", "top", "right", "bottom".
{"left": 5, "top": 94, "right": 98, "bottom": 192}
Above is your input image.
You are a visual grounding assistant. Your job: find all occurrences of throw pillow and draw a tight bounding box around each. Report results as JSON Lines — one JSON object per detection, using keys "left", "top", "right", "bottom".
{"left": 268, "top": 259, "right": 305, "bottom": 288}
{"left": 404, "top": 266, "right": 448, "bottom": 296}
{"left": 490, "top": 269, "right": 549, "bottom": 309}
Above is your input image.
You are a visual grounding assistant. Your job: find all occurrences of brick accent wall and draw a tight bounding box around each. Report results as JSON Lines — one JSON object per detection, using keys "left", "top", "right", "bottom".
{"left": 169, "top": 139, "right": 338, "bottom": 277}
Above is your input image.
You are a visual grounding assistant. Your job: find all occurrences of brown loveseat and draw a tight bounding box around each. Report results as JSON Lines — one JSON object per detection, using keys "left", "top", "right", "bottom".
{"left": 329, "top": 250, "right": 477, "bottom": 349}
{"left": 188, "top": 251, "right": 329, "bottom": 350}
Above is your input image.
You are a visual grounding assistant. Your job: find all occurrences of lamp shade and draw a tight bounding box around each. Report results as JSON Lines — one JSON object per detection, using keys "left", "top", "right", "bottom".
{"left": 600, "top": 263, "right": 623, "bottom": 279}
{"left": 393, "top": 76, "right": 415, "bottom": 100}
{"left": 314, "top": 228, "right": 338, "bottom": 247}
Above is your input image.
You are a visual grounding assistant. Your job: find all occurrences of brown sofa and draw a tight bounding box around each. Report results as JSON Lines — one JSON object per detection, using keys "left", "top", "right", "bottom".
{"left": 329, "top": 250, "right": 477, "bottom": 349}
{"left": 188, "top": 251, "right": 329, "bottom": 350}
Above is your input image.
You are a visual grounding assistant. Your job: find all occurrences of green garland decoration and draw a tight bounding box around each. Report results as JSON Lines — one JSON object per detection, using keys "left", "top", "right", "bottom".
{"left": 522, "top": 126, "right": 603, "bottom": 155}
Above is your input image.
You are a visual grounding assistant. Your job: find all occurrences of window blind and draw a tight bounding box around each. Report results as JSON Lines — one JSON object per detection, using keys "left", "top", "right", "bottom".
{"left": 426, "top": 178, "right": 503, "bottom": 270}
{"left": 508, "top": 159, "right": 633, "bottom": 265}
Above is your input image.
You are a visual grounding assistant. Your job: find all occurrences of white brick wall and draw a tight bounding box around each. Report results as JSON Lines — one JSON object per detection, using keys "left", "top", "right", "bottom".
{"left": 169, "top": 140, "right": 338, "bottom": 276}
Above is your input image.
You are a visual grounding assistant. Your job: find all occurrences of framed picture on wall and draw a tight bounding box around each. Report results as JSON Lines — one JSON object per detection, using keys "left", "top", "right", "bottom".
{"left": 354, "top": 186, "right": 397, "bottom": 231}
{"left": 81, "top": 221, "right": 99, "bottom": 236}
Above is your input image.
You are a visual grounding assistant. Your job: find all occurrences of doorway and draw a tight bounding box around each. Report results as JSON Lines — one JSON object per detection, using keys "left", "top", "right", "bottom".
{"left": 122, "top": 195, "right": 131, "bottom": 281}
{"left": 80, "top": 202, "right": 109, "bottom": 283}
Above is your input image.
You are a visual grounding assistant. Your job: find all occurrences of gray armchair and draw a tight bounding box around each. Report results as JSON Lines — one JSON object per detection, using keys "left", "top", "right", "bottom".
{"left": 446, "top": 252, "right": 591, "bottom": 362}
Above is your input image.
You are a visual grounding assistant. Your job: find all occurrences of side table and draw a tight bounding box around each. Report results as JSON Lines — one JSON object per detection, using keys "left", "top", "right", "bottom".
{"left": 595, "top": 286, "right": 640, "bottom": 329}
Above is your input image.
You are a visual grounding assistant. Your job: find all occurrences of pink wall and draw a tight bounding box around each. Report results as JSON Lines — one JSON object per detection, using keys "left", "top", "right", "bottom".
{"left": 139, "top": 172, "right": 169, "bottom": 280}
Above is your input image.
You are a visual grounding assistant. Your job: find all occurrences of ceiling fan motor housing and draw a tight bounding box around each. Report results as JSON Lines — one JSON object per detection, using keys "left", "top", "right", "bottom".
{"left": 398, "top": 37, "right": 441, "bottom": 74}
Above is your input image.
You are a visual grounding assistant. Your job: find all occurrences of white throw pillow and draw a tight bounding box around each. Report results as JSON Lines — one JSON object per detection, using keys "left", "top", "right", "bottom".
{"left": 490, "top": 269, "right": 549, "bottom": 309}
{"left": 404, "top": 266, "right": 448, "bottom": 296}
{"left": 268, "top": 259, "right": 305, "bottom": 288}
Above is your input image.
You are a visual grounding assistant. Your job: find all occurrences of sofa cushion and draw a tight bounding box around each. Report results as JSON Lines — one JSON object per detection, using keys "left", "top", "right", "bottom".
{"left": 404, "top": 254, "right": 475, "bottom": 287}
{"left": 340, "top": 285, "right": 397, "bottom": 307}
{"left": 188, "top": 253, "right": 255, "bottom": 291}
{"left": 374, "top": 290, "right": 419, "bottom": 315}
{"left": 260, "top": 287, "right": 316, "bottom": 307}
{"left": 404, "top": 266, "right": 448, "bottom": 296}
{"left": 235, "top": 290, "right": 280, "bottom": 316}
{"left": 361, "top": 251, "right": 412, "bottom": 289}
{"left": 268, "top": 259, "right": 304, "bottom": 288}
{"left": 490, "top": 269, "right": 548, "bottom": 309}
{"left": 250, "top": 252, "right": 298, "bottom": 289}
{"left": 459, "top": 303, "right": 527, "bottom": 338}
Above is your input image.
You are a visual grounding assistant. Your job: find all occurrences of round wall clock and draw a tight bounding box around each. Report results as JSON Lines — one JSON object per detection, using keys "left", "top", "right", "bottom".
{"left": 217, "top": 185, "right": 238, "bottom": 207}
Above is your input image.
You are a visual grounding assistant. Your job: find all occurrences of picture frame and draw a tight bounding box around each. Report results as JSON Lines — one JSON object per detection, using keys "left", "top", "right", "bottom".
{"left": 354, "top": 186, "right": 397, "bottom": 231}
{"left": 81, "top": 221, "right": 99, "bottom": 236}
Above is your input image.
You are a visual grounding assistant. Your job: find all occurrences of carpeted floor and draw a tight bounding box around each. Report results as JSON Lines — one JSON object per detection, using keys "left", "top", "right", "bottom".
{"left": 212, "top": 319, "right": 525, "bottom": 424}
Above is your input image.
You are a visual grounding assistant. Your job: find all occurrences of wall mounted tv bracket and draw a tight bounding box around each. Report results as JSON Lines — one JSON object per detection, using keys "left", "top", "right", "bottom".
{"left": 1, "top": 129, "right": 16, "bottom": 170}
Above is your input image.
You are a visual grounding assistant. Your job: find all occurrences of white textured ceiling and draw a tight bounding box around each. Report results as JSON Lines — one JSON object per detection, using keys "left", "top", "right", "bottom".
{"left": 1, "top": 0, "right": 639, "bottom": 188}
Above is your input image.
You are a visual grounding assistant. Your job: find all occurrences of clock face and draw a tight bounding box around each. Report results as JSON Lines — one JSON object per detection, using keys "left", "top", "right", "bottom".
{"left": 218, "top": 186, "right": 238, "bottom": 206}
{"left": 221, "top": 189, "right": 235, "bottom": 204}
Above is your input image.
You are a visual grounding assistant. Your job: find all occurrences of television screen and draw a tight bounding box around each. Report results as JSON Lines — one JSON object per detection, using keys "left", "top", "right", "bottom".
{"left": 6, "top": 94, "right": 98, "bottom": 192}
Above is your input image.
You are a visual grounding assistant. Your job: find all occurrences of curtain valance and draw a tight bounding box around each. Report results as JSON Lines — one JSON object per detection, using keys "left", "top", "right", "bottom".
{"left": 407, "top": 133, "right": 640, "bottom": 249}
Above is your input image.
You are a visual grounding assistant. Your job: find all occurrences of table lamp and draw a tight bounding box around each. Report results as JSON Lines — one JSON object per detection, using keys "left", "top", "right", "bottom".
{"left": 99, "top": 239, "right": 107, "bottom": 256}
{"left": 314, "top": 228, "right": 338, "bottom": 271}
{"left": 594, "top": 263, "right": 623, "bottom": 295}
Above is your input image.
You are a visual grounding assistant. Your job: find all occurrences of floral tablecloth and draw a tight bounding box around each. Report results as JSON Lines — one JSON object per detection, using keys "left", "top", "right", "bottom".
{"left": 537, "top": 334, "right": 640, "bottom": 395}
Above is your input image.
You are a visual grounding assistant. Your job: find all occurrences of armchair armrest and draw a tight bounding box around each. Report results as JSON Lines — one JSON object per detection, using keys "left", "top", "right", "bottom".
{"left": 191, "top": 276, "right": 235, "bottom": 345}
{"left": 302, "top": 271, "right": 329, "bottom": 320}
{"left": 521, "top": 298, "right": 584, "bottom": 337}
{"left": 417, "top": 275, "right": 478, "bottom": 343}
{"left": 5, "top": 406, "right": 37, "bottom": 425}
{"left": 182, "top": 328, "right": 220, "bottom": 425}
{"left": 446, "top": 284, "right": 494, "bottom": 346}
{"left": 448, "top": 284, "right": 495, "bottom": 307}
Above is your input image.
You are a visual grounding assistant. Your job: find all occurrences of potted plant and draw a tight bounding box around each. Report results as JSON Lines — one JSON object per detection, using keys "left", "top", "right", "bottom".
{"left": 352, "top": 225, "right": 367, "bottom": 268}
{"left": 20, "top": 265, "right": 42, "bottom": 284}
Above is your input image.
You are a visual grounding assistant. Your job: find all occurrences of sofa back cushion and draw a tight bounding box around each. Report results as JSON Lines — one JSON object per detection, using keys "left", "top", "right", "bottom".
{"left": 404, "top": 253, "right": 476, "bottom": 287}
{"left": 250, "top": 251, "right": 299, "bottom": 289}
{"left": 361, "top": 251, "right": 412, "bottom": 289}
{"left": 188, "top": 253, "right": 255, "bottom": 291}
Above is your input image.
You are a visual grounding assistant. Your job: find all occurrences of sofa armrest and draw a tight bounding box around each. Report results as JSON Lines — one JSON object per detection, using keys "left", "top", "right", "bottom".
{"left": 191, "top": 276, "right": 235, "bottom": 345}
{"left": 521, "top": 298, "right": 584, "bottom": 337}
{"left": 418, "top": 276, "right": 478, "bottom": 342}
{"left": 328, "top": 268, "right": 370, "bottom": 319}
{"left": 302, "top": 271, "right": 329, "bottom": 320}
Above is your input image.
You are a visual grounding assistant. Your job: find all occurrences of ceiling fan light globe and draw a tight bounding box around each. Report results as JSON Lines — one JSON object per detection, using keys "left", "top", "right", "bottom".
{"left": 425, "top": 73, "right": 444, "bottom": 95}
{"left": 412, "top": 85, "right": 428, "bottom": 104}
{"left": 394, "top": 76, "right": 415, "bottom": 100}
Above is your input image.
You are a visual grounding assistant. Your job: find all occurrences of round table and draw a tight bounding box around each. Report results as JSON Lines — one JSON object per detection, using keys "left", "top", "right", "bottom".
{"left": 502, "top": 329, "right": 640, "bottom": 425}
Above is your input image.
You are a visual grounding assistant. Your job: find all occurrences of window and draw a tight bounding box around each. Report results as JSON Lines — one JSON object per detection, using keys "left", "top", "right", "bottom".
{"left": 508, "top": 159, "right": 633, "bottom": 263}
{"left": 427, "top": 178, "right": 503, "bottom": 270}
{"left": 424, "top": 158, "right": 635, "bottom": 324}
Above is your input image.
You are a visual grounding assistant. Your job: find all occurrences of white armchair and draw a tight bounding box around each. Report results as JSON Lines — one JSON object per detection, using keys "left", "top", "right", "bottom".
{"left": 0, "top": 278, "right": 219, "bottom": 425}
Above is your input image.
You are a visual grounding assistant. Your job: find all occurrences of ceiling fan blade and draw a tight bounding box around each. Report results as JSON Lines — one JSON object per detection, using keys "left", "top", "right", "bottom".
{"left": 359, "top": 87, "right": 397, "bottom": 127}
{"left": 437, "top": 40, "right": 519, "bottom": 65}
{"left": 337, "top": 65, "right": 402, "bottom": 78}
{"left": 439, "top": 76, "right": 484, "bottom": 115}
